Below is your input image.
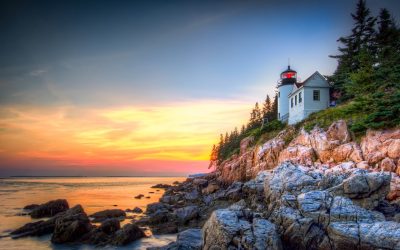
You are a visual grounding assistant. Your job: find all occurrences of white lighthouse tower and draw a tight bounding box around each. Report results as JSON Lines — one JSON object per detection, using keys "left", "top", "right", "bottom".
{"left": 277, "top": 65, "right": 297, "bottom": 122}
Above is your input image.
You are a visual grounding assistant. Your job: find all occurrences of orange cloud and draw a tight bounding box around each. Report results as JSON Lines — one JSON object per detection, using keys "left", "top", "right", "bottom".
{"left": 0, "top": 100, "right": 252, "bottom": 175}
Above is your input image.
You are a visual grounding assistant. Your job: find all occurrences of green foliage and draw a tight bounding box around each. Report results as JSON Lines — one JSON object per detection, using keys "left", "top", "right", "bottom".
{"left": 300, "top": 102, "right": 364, "bottom": 132}
{"left": 299, "top": 91, "right": 400, "bottom": 137}
{"left": 328, "top": 1, "right": 400, "bottom": 134}
{"left": 214, "top": 94, "right": 280, "bottom": 163}
{"left": 210, "top": 1, "right": 400, "bottom": 167}
{"left": 329, "top": 0, "right": 377, "bottom": 101}
{"left": 261, "top": 120, "right": 285, "bottom": 133}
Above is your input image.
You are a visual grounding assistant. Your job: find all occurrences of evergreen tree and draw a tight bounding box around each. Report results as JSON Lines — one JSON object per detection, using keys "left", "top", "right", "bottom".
{"left": 330, "top": 0, "right": 376, "bottom": 101}
{"left": 240, "top": 124, "right": 246, "bottom": 134}
{"left": 262, "top": 95, "right": 272, "bottom": 118}
{"left": 270, "top": 94, "right": 278, "bottom": 120}
{"left": 249, "top": 102, "right": 262, "bottom": 128}
{"left": 254, "top": 102, "right": 262, "bottom": 124}
{"left": 208, "top": 144, "right": 218, "bottom": 169}
{"left": 340, "top": 5, "right": 400, "bottom": 132}
{"left": 218, "top": 134, "right": 224, "bottom": 148}
{"left": 233, "top": 127, "right": 239, "bottom": 137}
{"left": 375, "top": 8, "right": 400, "bottom": 87}
{"left": 228, "top": 131, "right": 234, "bottom": 143}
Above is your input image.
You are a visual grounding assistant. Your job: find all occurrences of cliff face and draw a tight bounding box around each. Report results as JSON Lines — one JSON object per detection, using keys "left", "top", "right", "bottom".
{"left": 216, "top": 120, "right": 400, "bottom": 201}
{"left": 202, "top": 162, "right": 400, "bottom": 250}
{"left": 147, "top": 120, "right": 400, "bottom": 250}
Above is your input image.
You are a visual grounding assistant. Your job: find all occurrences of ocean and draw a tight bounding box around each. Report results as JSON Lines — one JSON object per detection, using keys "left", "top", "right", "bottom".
{"left": 0, "top": 176, "right": 187, "bottom": 250}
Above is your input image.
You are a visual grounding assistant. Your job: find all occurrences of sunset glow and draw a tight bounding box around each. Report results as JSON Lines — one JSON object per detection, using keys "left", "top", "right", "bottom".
{"left": 2, "top": 0, "right": 398, "bottom": 177}
{"left": 0, "top": 100, "right": 251, "bottom": 176}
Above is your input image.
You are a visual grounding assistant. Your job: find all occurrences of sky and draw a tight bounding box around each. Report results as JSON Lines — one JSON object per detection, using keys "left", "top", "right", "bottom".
{"left": 0, "top": 0, "right": 399, "bottom": 176}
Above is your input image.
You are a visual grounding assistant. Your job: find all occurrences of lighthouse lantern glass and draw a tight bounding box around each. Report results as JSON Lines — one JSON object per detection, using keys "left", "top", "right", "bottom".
{"left": 282, "top": 72, "right": 296, "bottom": 79}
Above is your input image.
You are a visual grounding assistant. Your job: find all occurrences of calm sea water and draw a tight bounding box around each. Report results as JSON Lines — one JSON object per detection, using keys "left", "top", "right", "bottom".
{"left": 0, "top": 177, "right": 187, "bottom": 250}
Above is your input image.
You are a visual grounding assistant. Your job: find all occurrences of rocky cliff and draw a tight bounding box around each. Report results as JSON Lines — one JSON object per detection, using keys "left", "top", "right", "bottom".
{"left": 217, "top": 120, "right": 400, "bottom": 202}
{"left": 151, "top": 120, "right": 400, "bottom": 250}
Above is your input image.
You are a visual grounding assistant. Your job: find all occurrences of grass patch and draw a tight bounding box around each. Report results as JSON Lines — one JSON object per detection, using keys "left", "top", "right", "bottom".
{"left": 298, "top": 102, "right": 367, "bottom": 135}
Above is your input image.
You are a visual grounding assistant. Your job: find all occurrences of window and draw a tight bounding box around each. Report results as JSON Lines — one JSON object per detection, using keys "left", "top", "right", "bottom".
{"left": 278, "top": 112, "right": 280, "bottom": 118}
{"left": 278, "top": 92, "right": 280, "bottom": 98}
{"left": 299, "top": 92, "right": 302, "bottom": 103}
{"left": 295, "top": 95, "right": 297, "bottom": 105}
{"left": 313, "top": 90, "right": 320, "bottom": 101}
{"left": 291, "top": 98, "right": 293, "bottom": 108}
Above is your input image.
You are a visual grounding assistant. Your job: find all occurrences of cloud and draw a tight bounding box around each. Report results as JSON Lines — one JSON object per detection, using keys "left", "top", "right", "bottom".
{"left": 29, "top": 69, "right": 47, "bottom": 76}
{"left": 0, "top": 99, "right": 251, "bottom": 175}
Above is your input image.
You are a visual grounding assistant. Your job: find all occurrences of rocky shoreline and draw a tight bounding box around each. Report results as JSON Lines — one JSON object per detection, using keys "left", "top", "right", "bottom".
{"left": 7, "top": 120, "right": 400, "bottom": 249}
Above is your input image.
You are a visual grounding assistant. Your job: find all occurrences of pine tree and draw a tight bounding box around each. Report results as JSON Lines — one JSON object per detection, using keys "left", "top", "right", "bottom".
{"left": 228, "top": 131, "right": 234, "bottom": 143}
{"left": 208, "top": 144, "right": 218, "bottom": 169}
{"left": 219, "top": 134, "right": 224, "bottom": 148}
{"left": 375, "top": 8, "right": 400, "bottom": 87}
{"left": 330, "top": 0, "right": 376, "bottom": 101}
{"left": 254, "top": 102, "right": 262, "bottom": 125}
{"left": 262, "top": 95, "right": 272, "bottom": 118}
{"left": 339, "top": 5, "right": 400, "bottom": 132}
{"left": 240, "top": 124, "right": 246, "bottom": 134}
{"left": 270, "top": 94, "right": 278, "bottom": 120}
{"left": 233, "top": 127, "right": 239, "bottom": 137}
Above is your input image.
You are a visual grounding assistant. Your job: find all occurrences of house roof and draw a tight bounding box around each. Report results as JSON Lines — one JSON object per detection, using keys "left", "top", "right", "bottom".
{"left": 288, "top": 71, "right": 330, "bottom": 97}
{"left": 294, "top": 82, "right": 304, "bottom": 88}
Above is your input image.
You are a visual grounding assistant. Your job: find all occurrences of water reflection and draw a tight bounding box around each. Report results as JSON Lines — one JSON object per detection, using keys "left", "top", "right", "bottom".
{"left": 0, "top": 177, "right": 186, "bottom": 249}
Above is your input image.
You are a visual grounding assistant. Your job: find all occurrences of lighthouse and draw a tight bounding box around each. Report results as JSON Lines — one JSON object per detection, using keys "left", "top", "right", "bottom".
{"left": 277, "top": 65, "right": 297, "bottom": 122}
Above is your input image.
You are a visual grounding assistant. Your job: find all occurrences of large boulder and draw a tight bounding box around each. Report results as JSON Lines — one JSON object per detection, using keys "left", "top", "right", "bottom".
{"left": 361, "top": 129, "right": 400, "bottom": 166}
{"left": 252, "top": 218, "right": 282, "bottom": 250}
{"left": 146, "top": 202, "right": 170, "bottom": 214}
{"left": 98, "top": 218, "right": 120, "bottom": 234}
{"left": 326, "top": 120, "right": 351, "bottom": 143}
{"left": 257, "top": 130, "right": 289, "bottom": 171}
{"left": 111, "top": 223, "right": 145, "bottom": 246}
{"left": 261, "top": 163, "right": 399, "bottom": 250}
{"left": 148, "top": 210, "right": 170, "bottom": 224}
{"left": 89, "top": 209, "right": 126, "bottom": 223}
{"left": 264, "top": 162, "right": 322, "bottom": 202}
{"left": 51, "top": 205, "right": 92, "bottom": 243}
{"left": 152, "top": 229, "right": 202, "bottom": 250}
{"left": 328, "top": 171, "right": 391, "bottom": 209}
{"left": 202, "top": 209, "right": 282, "bottom": 250}
{"left": 174, "top": 205, "right": 199, "bottom": 224}
{"left": 331, "top": 142, "right": 364, "bottom": 163}
{"left": 202, "top": 209, "right": 247, "bottom": 249}
{"left": 329, "top": 196, "right": 385, "bottom": 223}
{"left": 278, "top": 144, "right": 315, "bottom": 166}
{"left": 10, "top": 219, "right": 56, "bottom": 239}
{"left": 11, "top": 203, "right": 82, "bottom": 239}
{"left": 225, "top": 182, "right": 243, "bottom": 201}
{"left": 328, "top": 221, "right": 400, "bottom": 249}
{"left": 243, "top": 171, "right": 270, "bottom": 195}
{"left": 30, "top": 199, "right": 69, "bottom": 218}
{"left": 276, "top": 121, "right": 356, "bottom": 165}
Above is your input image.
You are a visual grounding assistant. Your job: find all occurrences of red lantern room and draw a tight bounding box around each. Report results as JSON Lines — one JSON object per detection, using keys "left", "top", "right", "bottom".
{"left": 280, "top": 65, "right": 297, "bottom": 85}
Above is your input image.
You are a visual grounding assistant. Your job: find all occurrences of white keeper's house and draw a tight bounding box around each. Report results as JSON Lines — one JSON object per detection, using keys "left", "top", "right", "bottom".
{"left": 277, "top": 65, "right": 331, "bottom": 125}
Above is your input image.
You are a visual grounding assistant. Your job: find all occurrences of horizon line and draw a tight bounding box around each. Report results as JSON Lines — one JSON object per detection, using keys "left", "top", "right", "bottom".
{"left": 2, "top": 175, "right": 191, "bottom": 178}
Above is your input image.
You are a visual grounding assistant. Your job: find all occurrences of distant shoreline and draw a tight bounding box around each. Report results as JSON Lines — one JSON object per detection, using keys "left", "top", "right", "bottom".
{"left": 1, "top": 175, "right": 187, "bottom": 178}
